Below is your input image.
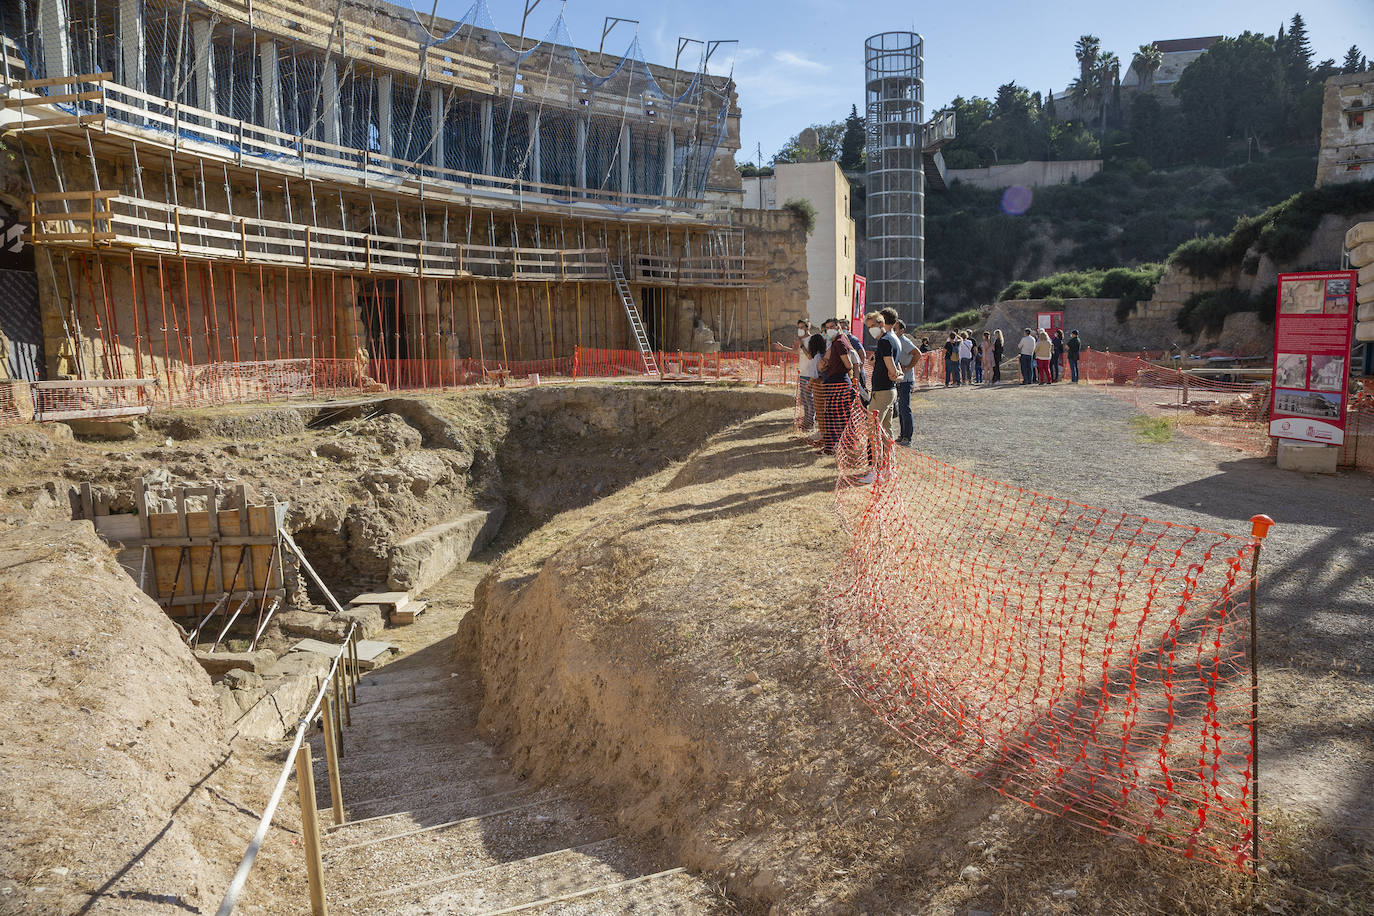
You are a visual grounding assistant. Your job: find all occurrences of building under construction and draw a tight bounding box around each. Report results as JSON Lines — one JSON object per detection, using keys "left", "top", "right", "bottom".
{"left": 0, "top": 0, "right": 798, "bottom": 407}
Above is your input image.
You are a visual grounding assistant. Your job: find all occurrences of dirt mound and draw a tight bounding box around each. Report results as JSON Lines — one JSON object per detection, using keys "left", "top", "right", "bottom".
{"left": 473, "top": 411, "right": 1362, "bottom": 914}
{"left": 0, "top": 521, "right": 227, "bottom": 912}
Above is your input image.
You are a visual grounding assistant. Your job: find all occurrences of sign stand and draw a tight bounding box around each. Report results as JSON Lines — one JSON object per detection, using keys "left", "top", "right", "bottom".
{"left": 1270, "top": 270, "right": 1357, "bottom": 472}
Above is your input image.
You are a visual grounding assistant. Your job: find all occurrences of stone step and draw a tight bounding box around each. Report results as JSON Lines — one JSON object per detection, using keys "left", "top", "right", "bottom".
{"left": 321, "top": 796, "right": 611, "bottom": 899}
{"left": 507, "top": 869, "right": 724, "bottom": 916}
{"left": 326, "top": 784, "right": 551, "bottom": 847}
{"left": 350, "top": 840, "right": 677, "bottom": 916}
{"left": 332, "top": 703, "right": 480, "bottom": 749}
{"left": 332, "top": 771, "right": 527, "bottom": 825}
{"left": 311, "top": 743, "right": 508, "bottom": 804}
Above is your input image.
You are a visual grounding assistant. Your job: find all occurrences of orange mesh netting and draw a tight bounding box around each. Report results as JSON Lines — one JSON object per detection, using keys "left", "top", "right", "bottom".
{"left": 797, "top": 381, "right": 1265, "bottom": 870}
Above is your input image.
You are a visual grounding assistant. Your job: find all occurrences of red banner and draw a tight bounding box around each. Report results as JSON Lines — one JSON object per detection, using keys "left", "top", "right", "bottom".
{"left": 1270, "top": 270, "right": 1357, "bottom": 445}
{"left": 1036, "top": 310, "right": 1063, "bottom": 333}
{"left": 852, "top": 275, "right": 867, "bottom": 324}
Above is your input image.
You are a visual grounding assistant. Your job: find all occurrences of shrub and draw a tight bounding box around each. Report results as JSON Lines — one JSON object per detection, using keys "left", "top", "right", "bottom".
{"left": 782, "top": 198, "right": 816, "bottom": 234}
{"left": 1175, "top": 285, "right": 1277, "bottom": 336}
{"left": 997, "top": 265, "right": 1164, "bottom": 303}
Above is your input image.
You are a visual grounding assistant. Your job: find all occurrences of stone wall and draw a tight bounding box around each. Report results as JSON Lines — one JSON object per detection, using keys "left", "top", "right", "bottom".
{"left": 731, "top": 209, "right": 810, "bottom": 348}
{"left": 984, "top": 298, "right": 1181, "bottom": 352}
{"left": 1317, "top": 72, "right": 1374, "bottom": 188}
{"left": 946, "top": 159, "right": 1103, "bottom": 190}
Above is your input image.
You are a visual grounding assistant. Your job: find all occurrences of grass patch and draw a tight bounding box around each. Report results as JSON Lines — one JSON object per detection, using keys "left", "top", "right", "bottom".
{"left": 1129, "top": 415, "right": 1174, "bottom": 443}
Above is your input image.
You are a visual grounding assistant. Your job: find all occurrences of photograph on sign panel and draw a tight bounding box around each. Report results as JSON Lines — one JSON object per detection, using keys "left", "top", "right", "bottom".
{"left": 1275, "top": 388, "right": 1342, "bottom": 419}
{"left": 1310, "top": 355, "right": 1346, "bottom": 392}
{"left": 1275, "top": 353, "right": 1308, "bottom": 388}
{"left": 1325, "top": 277, "right": 1351, "bottom": 298}
{"left": 1280, "top": 279, "right": 1325, "bottom": 314}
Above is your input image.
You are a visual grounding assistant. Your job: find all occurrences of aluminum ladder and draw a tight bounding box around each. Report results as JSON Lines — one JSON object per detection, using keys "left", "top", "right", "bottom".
{"left": 611, "top": 263, "right": 660, "bottom": 377}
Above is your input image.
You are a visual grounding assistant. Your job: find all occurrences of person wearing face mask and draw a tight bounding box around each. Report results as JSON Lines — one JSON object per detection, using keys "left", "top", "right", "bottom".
{"left": 816, "top": 318, "right": 858, "bottom": 455}
{"left": 775, "top": 319, "right": 812, "bottom": 352}
{"left": 840, "top": 317, "right": 867, "bottom": 390}
{"left": 867, "top": 308, "right": 903, "bottom": 479}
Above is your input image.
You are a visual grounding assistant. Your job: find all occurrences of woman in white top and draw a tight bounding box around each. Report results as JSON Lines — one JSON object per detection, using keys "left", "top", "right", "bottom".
{"left": 797, "top": 332, "right": 824, "bottom": 432}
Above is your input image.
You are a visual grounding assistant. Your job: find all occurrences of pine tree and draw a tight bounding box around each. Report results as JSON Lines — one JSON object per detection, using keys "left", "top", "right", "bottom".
{"left": 1343, "top": 45, "right": 1365, "bottom": 74}
{"left": 838, "top": 104, "right": 866, "bottom": 172}
{"left": 1281, "top": 13, "right": 1313, "bottom": 88}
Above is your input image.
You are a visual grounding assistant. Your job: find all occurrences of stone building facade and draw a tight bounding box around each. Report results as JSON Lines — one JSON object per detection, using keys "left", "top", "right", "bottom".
{"left": 1317, "top": 72, "right": 1374, "bottom": 188}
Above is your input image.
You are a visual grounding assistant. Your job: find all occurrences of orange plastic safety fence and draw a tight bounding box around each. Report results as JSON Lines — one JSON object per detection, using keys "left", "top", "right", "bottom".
{"left": 797, "top": 380, "right": 1264, "bottom": 871}
{"left": 0, "top": 381, "right": 36, "bottom": 426}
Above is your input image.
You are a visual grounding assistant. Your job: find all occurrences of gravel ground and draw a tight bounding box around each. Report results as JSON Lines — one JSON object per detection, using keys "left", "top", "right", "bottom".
{"left": 906, "top": 381, "right": 1374, "bottom": 847}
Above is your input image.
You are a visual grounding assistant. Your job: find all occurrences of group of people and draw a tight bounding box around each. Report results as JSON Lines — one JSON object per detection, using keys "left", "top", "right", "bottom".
{"left": 1015, "top": 327, "right": 1084, "bottom": 384}
{"left": 938, "top": 330, "right": 1005, "bottom": 386}
{"left": 789, "top": 312, "right": 917, "bottom": 457}
{"left": 786, "top": 316, "right": 1088, "bottom": 474}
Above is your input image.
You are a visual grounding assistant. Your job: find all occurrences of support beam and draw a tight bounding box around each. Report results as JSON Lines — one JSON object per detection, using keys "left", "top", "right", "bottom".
{"left": 119, "top": 0, "right": 145, "bottom": 91}
{"left": 575, "top": 117, "right": 587, "bottom": 188}
{"left": 258, "top": 41, "right": 281, "bottom": 134}
{"left": 619, "top": 123, "right": 630, "bottom": 193}
{"left": 192, "top": 18, "right": 215, "bottom": 115}
{"left": 322, "top": 61, "right": 341, "bottom": 146}
{"left": 377, "top": 74, "right": 394, "bottom": 158}
{"left": 430, "top": 88, "right": 444, "bottom": 167}
{"left": 529, "top": 111, "right": 541, "bottom": 183}
{"left": 480, "top": 99, "right": 494, "bottom": 176}
{"left": 37, "top": 0, "right": 71, "bottom": 82}
{"left": 663, "top": 129, "right": 675, "bottom": 198}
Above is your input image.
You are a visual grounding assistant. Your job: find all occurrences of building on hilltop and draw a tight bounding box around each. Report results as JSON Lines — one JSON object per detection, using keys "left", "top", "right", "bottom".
{"left": 1050, "top": 36, "right": 1221, "bottom": 121}
{"left": 1317, "top": 71, "right": 1374, "bottom": 188}
{"left": 0, "top": 0, "right": 805, "bottom": 400}
{"left": 742, "top": 161, "right": 855, "bottom": 326}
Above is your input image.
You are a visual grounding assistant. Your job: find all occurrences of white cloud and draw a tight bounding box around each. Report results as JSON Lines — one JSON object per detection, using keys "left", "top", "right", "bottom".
{"left": 773, "top": 50, "right": 827, "bottom": 72}
{"left": 732, "top": 46, "right": 843, "bottom": 112}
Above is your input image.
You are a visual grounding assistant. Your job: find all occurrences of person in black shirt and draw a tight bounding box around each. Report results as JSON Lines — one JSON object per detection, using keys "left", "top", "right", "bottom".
{"left": 1051, "top": 329, "right": 1066, "bottom": 382}
{"left": 1067, "top": 330, "right": 1083, "bottom": 383}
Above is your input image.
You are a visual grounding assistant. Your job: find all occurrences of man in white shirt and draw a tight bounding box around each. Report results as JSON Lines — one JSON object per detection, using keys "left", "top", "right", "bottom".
{"left": 1018, "top": 328, "right": 1037, "bottom": 385}
{"left": 957, "top": 333, "right": 974, "bottom": 385}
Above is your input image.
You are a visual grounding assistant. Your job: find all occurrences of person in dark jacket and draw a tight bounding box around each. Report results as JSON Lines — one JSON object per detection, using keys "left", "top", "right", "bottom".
{"left": 1051, "top": 329, "right": 1065, "bottom": 383}
{"left": 991, "top": 329, "right": 1005, "bottom": 384}
{"left": 1067, "top": 330, "right": 1083, "bottom": 383}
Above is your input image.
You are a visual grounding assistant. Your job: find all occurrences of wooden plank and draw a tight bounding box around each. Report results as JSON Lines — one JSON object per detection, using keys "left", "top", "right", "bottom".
{"left": 32, "top": 189, "right": 120, "bottom": 202}
{"left": 6, "top": 113, "right": 106, "bottom": 131}
{"left": 4, "top": 90, "right": 104, "bottom": 107}
{"left": 15, "top": 71, "right": 110, "bottom": 90}
{"left": 33, "top": 377, "right": 155, "bottom": 390}
{"left": 390, "top": 601, "right": 427, "bottom": 625}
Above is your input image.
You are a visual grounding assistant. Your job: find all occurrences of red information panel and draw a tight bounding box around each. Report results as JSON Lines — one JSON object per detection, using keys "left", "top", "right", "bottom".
{"left": 852, "top": 275, "right": 867, "bottom": 324}
{"left": 1037, "top": 310, "right": 1063, "bottom": 333}
{"left": 1270, "top": 270, "right": 1357, "bottom": 445}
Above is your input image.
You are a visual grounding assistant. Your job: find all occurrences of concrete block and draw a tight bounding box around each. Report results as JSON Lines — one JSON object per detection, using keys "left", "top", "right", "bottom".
{"left": 1358, "top": 282, "right": 1374, "bottom": 305}
{"left": 275, "top": 609, "right": 350, "bottom": 640}
{"left": 231, "top": 650, "right": 331, "bottom": 739}
{"left": 1358, "top": 320, "right": 1374, "bottom": 342}
{"left": 1360, "top": 262, "right": 1374, "bottom": 286}
{"left": 1359, "top": 300, "right": 1374, "bottom": 323}
{"left": 337, "top": 604, "right": 387, "bottom": 638}
{"left": 194, "top": 648, "right": 275, "bottom": 676}
{"left": 387, "top": 507, "right": 505, "bottom": 593}
{"left": 1276, "top": 440, "right": 1339, "bottom": 473}
{"left": 1345, "top": 221, "right": 1374, "bottom": 249}
{"left": 1350, "top": 241, "right": 1374, "bottom": 269}
{"left": 64, "top": 418, "right": 142, "bottom": 440}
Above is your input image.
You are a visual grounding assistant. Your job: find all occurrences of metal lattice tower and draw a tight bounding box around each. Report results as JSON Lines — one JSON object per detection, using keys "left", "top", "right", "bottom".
{"left": 864, "top": 32, "right": 924, "bottom": 325}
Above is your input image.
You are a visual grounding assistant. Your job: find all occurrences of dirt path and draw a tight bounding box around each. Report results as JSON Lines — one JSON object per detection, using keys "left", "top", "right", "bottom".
{"left": 307, "top": 560, "right": 731, "bottom": 915}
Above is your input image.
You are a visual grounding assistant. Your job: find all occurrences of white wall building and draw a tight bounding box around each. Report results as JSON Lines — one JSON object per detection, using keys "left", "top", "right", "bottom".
{"left": 742, "top": 161, "right": 856, "bottom": 325}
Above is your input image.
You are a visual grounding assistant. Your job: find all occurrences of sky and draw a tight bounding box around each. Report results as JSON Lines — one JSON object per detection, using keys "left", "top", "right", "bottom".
{"left": 432, "top": 0, "right": 1374, "bottom": 164}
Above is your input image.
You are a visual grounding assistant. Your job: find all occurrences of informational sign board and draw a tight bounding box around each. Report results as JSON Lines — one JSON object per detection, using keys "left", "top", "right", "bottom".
{"left": 851, "top": 275, "right": 867, "bottom": 324}
{"left": 1269, "top": 270, "right": 1357, "bottom": 445}
{"left": 1036, "top": 310, "right": 1063, "bottom": 333}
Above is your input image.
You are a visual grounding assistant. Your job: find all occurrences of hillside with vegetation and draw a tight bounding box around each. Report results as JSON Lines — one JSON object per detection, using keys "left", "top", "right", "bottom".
{"left": 745, "top": 14, "right": 1369, "bottom": 325}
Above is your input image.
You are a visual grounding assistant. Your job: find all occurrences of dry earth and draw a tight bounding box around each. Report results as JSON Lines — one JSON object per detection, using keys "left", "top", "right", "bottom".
{"left": 473, "top": 389, "right": 1373, "bottom": 915}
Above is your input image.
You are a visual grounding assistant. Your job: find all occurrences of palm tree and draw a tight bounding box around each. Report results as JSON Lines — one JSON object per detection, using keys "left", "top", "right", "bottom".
{"left": 1095, "top": 52, "right": 1120, "bottom": 137}
{"left": 1075, "top": 35, "right": 1101, "bottom": 82}
{"left": 1130, "top": 43, "right": 1164, "bottom": 89}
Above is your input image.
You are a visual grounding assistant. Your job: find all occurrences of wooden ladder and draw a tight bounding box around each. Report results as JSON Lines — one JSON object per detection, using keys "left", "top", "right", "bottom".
{"left": 611, "top": 262, "right": 660, "bottom": 377}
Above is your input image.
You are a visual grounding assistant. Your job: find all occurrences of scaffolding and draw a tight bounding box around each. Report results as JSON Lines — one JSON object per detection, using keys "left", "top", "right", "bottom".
{"left": 864, "top": 31, "right": 923, "bottom": 325}
{"left": 2, "top": 0, "right": 737, "bottom": 213}
{"left": 0, "top": 0, "right": 788, "bottom": 397}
